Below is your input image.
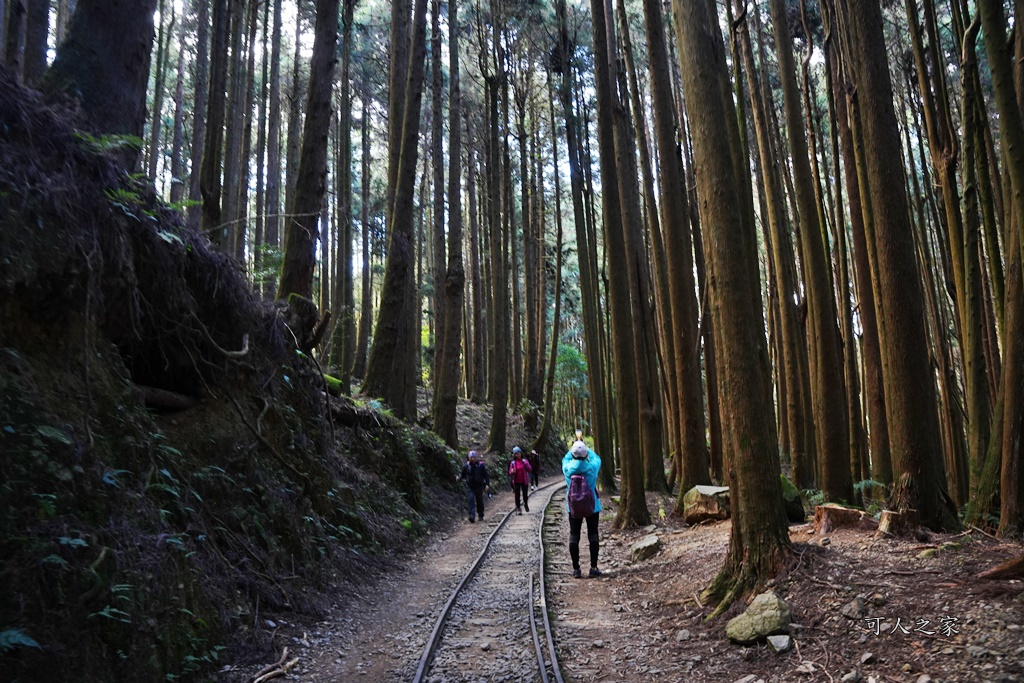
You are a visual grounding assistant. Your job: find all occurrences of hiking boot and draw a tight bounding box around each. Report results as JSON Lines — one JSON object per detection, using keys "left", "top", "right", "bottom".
{"left": 469, "top": 517, "right": 475, "bottom": 523}
{"left": 524, "top": 505, "right": 530, "bottom": 512}
{"left": 516, "top": 507, "right": 522, "bottom": 516}
{"left": 572, "top": 568, "right": 582, "bottom": 579}
{"left": 588, "top": 567, "right": 603, "bottom": 578}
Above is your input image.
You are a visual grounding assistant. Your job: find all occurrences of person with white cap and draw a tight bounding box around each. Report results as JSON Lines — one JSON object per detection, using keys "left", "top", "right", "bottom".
{"left": 562, "top": 436, "right": 603, "bottom": 578}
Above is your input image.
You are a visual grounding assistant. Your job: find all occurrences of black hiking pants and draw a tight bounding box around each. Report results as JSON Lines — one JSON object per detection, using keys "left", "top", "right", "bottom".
{"left": 569, "top": 511, "right": 600, "bottom": 570}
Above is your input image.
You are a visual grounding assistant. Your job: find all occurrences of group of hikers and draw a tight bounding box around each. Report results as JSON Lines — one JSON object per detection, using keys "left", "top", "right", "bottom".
{"left": 457, "top": 437, "right": 603, "bottom": 579}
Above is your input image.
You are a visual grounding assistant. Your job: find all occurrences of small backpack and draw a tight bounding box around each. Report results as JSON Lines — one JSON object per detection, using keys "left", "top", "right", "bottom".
{"left": 567, "top": 473, "right": 595, "bottom": 519}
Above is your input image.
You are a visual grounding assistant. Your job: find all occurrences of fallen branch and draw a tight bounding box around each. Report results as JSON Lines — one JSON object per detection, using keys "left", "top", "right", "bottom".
{"left": 251, "top": 647, "right": 288, "bottom": 681}
{"left": 253, "top": 657, "right": 299, "bottom": 683}
{"left": 969, "top": 524, "right": 1000, "bottom": 541}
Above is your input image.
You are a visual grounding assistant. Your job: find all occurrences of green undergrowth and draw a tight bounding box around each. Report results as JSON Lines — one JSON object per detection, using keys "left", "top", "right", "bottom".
{"left": 0, "top": 70, "right": 460, "bottom": 682}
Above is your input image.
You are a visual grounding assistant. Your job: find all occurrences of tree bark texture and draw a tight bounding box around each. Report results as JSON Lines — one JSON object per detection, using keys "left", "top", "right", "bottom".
{"left": 672, "top": 0, "right": 789, "bottom": 610}
{"left": 277, "top": 0, "right": 341, "bottom": 302}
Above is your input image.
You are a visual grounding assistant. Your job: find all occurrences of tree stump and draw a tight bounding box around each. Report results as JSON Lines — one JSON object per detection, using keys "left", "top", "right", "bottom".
{"left": 813, "top": 504, "right": 876, "bottom": 534}
{"left": 875, "top": 509, "right": 922, "bottom": 538}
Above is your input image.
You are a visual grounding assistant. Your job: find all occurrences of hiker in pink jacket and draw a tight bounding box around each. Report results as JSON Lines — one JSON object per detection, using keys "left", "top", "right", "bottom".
{"left": 508, "top": 446, "right": 533, "bottom": 515}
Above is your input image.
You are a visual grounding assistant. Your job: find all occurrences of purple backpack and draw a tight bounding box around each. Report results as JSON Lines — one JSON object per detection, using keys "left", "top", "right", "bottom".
{"left": 567, "top": 474, "right": 595, "bottom": 519}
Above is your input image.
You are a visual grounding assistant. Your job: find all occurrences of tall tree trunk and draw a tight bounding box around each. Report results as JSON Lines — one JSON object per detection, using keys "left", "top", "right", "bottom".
{"left": 362, "top": 0, "right": 430, "bottom": 420}
{"left": 22, "top": 0, "right": 47, "bottom": 85}
{"left": 432, "top": 0, "right": 464, "bottom": 447}
{"left": 341, "top": 0, "right": 356, "bottom": 384}
{"left": 905, "top": 0, "right": 989, "bottom": 496}
{"left": 736, "top": 0, "right": 813, "bottom": 492}
{"left": 3, "top": 0, "right": 25, "bottom": 83}
{"left": 262, "top": 0, "right": 282, "bottom": 297}
{"left": 673, "top": 0, "right": 789, "bottom": 612}
{"left": 169, "top": 42, "right": 186, "bottom": 204}
{"left": 429, "top": 0, "right": 445, "bottom": 395}
{"left": 187, "top": 0, "right": 210, "bottom": 231}
{"left": 977, "top": 0, "right": 1024, "bottom": 536}
{"left": 819, "top": 6, "right": 867, "bottom": 497}
{"left": 198, "top": 0, "right": 228, "bottom": 243}
{"left": 533, "top": 80, "right": 566, "bottom": 455}
{"left": 555, "top": 0, "right": 612, "bottom": 482}
{"left": 277, "top": 0, "right": 341, "bottom": 301}
{"left": 643, "top": 0, "right": 707, "bottom": 499}
{"left": 148, "top": 0, "right": 169, "bottom": 182}
{"left": 42, "top": 0, "right": 159, "bottom": 168}
{"left": 768, "top": 0, "right": 851, "bottom": 503}
{"left": 252, "top": 0, "right": 269, "bottom": 284}
{"left": 221, "top": 0, "right": 247, "bottom": 259}
{"left": 843, "top": 0, "right": 959, "bottom": 531}
{"left": 959, "top": 12, "right": 993, "bottom": 504}
{"left": 283, "top": 7, "right": 304, "bottom": 234}
{"left": 617, "top": 0, "right": 671, "bottom": 494}
{"left": 825, "top": 0, "right": 891, "bottom": 499}
{"left": 588, "top": 0, "right": 648, "bottom": 524}
{"left": 353, "top": 90, "right": 372, "bottom": 379}
{"left": 485, "top": 69, "right": 510, "bottom": 449}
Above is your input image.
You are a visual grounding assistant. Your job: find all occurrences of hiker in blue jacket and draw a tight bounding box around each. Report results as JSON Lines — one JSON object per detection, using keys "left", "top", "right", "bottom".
{"left": 563, "top": 439, "right": 603, "bottom": 578}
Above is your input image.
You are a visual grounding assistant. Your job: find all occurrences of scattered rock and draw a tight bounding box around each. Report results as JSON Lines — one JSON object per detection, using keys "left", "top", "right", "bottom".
{"left": 860, "top": 652, "right": 876, "bottom": 665}
{"left": 767, "top": 635, "right": 792, "bottom": 653}
{"left": 592, "top": 640, "right": 605, "bottom": 649}
{"left": 841, "top": 671, "right": 862, "bottom": 683}
{"left": 630, "top": 534, "right": 662, "bottom": 563}
{"left": 675, "top": 629, "right": 691, "bottom": 642}
{"left": 732, "top": 675, "right": 759, "bottom": 683}
{"left": 725, "top": 591, "right": 792, "bottom": 645}
{"left": 915, "top": 676, "right": 932, "bottom": 683}
{"left": 795, "top": 661, "right": 816, "bottom": 674}
{"left": 841, "top": 597, "right": 866, "bottom": 620}
{"left": 967, "top": 645, "right": 989, "bottom": 658}
{"left": 481, "top": 642, "right": 491, "bottom": 651}
{"left": 868, "top": 592, "right": 886, "bottom": 607}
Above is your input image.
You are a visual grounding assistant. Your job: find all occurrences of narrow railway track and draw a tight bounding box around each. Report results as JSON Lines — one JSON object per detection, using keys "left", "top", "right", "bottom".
{"left": 412, "top": 481, "right": 568, "bottom": 683}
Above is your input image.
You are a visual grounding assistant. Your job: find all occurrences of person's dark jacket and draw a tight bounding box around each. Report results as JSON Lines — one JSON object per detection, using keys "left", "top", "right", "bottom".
{"left": 460, "top": 461, "right": 490, "bottom": 491}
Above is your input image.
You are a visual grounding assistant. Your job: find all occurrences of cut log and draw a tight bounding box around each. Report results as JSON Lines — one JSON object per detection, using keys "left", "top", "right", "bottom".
{"left": 813, "top": 504, "right": 876, "bottom": 534}
{"left": 682, "top": 485, "right": 730, "bottom": 525}
{"left": 977, "top": 555, "right": 1024, "bottom": 581}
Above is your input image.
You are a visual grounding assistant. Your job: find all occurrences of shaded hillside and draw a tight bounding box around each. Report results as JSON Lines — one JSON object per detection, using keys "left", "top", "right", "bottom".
{"left": 0, "top": 68, "right": 460, "bottom": 682}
